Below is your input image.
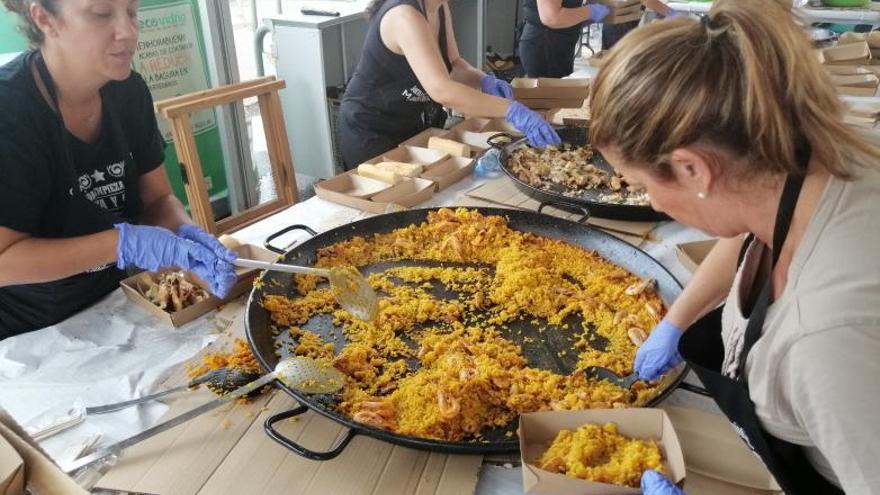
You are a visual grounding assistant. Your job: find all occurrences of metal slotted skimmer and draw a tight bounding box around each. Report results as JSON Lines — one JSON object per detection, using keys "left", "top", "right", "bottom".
{"left": 234, "top": 259, "right": 378, "bottom": 321}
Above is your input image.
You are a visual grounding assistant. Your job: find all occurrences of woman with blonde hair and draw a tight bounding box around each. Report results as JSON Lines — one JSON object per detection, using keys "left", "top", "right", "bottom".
{"left": 590, "top": 0, "right": 880, "bottom": 493}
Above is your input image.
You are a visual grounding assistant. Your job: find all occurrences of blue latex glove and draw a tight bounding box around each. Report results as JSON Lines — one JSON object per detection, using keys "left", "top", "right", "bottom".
{"left": 177, "top": 224, "right": 238, "bottom": 264}
{"left": 115, "top": 223, "right": 237, "bottom": 298}
{"left": 506, "top": 101, "right": 562, "bottom": 149}
{"left": 634, "top": 319, "right": 684, "bottom": 381}
{"left": 480, "top": 74, "right": 514, "bottom": 99}
{"left": 641, "top": 470, "right": 686, "bottom": 495}
{"left": 587, "top": 3, "right": 610, "bottom": 22}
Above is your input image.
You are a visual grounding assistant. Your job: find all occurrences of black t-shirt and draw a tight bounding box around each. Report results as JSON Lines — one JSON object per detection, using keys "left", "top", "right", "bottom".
{"left": 0, "top": 51, "right": 165, "bottom": 338}
{"left": 522, "top": 0, "right": 585, "bottom": 36}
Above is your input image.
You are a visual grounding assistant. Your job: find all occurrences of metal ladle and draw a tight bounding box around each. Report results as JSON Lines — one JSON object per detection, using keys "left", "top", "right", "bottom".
{"left": 583, "top": 366, "right": 640, "bottom": 389}
{"left": 65, "top": 356, "right": 345, "bottom": 474}
{"left": 85, "top": 367, "right": 260, "bottom": 415}
{"left": 235, "top": 259, "right": 378, "bottom": 321}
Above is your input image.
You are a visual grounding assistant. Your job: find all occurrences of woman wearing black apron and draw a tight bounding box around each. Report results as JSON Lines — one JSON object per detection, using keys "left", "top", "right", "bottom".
{"left": 518, "top": 0, "right": 609, "bottom": 78}
{"left": 590, "top": 1, "right": 880, "bottom": 493}
{"left": 0, "top": 0, "right": 236, "bottom": 337}
{"left": 339, "top": 0, "right": 561, "bottom": 169}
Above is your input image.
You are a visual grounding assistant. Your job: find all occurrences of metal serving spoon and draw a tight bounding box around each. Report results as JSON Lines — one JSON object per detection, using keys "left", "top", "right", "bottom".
{"left": 235, "top": 258, "right": 378, "bottom": 321}
{"left": 583, "top": 366, "right": 640, "bottom": 389}
{"left": 85, "top": 367, "right": 260, "bottom": 415}
{"left": 65, "top": 356, "right": 345, "bottom": 474}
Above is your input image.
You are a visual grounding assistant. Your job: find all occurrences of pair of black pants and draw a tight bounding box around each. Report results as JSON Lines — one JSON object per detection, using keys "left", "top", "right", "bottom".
{"left": 601, "top": 20, "right": 639, "bottom": 50}
{"left": 519, "top": 22, "right": 581, "bottom": 78}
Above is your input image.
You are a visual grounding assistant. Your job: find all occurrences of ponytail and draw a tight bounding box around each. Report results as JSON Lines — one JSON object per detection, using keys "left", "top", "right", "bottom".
{"left": 590, "top": 0, "right": 880, "bottom": 181}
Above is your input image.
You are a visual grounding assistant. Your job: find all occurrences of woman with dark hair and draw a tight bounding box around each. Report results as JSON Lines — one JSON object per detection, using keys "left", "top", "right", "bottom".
{"left": 591, "top": 0, "right": 880, "bottom": 493}
{"left": 0, "top": 0, "right": 237, "bottom": 337}
{"left": 338, "top": 0, "right": 560, "bottom": 169}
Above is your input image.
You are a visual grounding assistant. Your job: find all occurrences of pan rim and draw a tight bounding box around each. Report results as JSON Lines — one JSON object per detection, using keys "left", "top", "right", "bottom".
{"left": 245, "top": 207, "right": 688, "bottom": 454}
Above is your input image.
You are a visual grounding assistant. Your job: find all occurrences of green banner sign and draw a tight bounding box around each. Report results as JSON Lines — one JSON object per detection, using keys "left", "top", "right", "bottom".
{"left": 136, "top": 0, "right": 229, "bottom": 212}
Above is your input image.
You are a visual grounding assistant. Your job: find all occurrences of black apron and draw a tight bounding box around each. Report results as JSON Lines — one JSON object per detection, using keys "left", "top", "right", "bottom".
{"left": 679, "top": 147, "right": 844, "bottom": 495}
{"left": 0, "top": 53, "right": 139, "bottom": 336}
{"left": 519, "top": 0, "right": 583, "bottom": 78}
{"left": 34, "top": 52, "right": 141, "bottom": 233}
{"left": 338, "top": 0, "right": 451, "bottom": 169}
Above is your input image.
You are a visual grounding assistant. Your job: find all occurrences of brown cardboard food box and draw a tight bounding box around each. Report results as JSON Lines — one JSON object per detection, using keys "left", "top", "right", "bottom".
{"left": 519, "top": 408, "right": 686, "bottom": 495}
{"left": 595, "top": 0, "right": 643, "bottom": 24}
{"left": 0, "top": 408, "right": 88, "bottom": 495}
{"left": 314, "top": 171, "right": 435, "bottom": 213}
{"left": 675, "top": 239, "right": 719, "bottom": 273}
{"left": 837, "top": 85, "right": 878, "bottom": 97}
{"left": 661, "top": 407, "right": 780, "bottom": 492}
{"left": 121, "top": 270, "right": 225, "bottom": 327}
{"left": 120, "top": 241, "right": 274, "bottom": 327}
{"left": 512, "top": 78, "right": 591, "bottom": 109}
{"left": 817, "top": 41, "right": 871, "bottom": 65}
{"left": 0, "top": 435, "right": 23, "bottom": 495}
{"left": 380, "top": 146, "right": 450, "bottom": 169}
{"left": 421, "top": 156, "right": 477, "bottom": 190}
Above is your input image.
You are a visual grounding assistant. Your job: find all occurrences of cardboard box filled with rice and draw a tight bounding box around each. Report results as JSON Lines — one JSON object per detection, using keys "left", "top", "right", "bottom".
{"left": 519, "top": 408, "right": 685, "bottom": 494}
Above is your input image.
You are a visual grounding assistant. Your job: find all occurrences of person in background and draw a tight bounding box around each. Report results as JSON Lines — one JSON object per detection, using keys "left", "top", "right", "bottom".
{"left": 338, "top": 0, "right": 560, "bottom": 169}
{"left": 0, "top": 0, "right": 237, "bottom": 338}
{"left": 603, "top": 0, "right": 677, "bottom": 51}
{"left": 518, "top": 0, "right": 609, "bottom": 78}
{"left": 590, "top": 0, "right": 880, "bottom": 493}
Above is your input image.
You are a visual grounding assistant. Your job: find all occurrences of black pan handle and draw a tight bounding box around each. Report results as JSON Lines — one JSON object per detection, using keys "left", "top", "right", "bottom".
{"left": 676, "top": 381, "right": 713, "bottom": 397}
{"left": 486, "top": 132, "right": 516, "bottom": 150}
{"left": 537, "top": 201, "right": 592, "bottom": 224}
{"left": 264, "top": 405, "right": 357, "bottom": 460}
{"left": 264, "top": 225, "right": 318, "bottom": 254}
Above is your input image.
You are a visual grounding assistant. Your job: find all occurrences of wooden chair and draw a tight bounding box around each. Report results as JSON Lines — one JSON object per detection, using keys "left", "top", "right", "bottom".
{"left": 155, "top": 76, "right": 298, "bottom": 235}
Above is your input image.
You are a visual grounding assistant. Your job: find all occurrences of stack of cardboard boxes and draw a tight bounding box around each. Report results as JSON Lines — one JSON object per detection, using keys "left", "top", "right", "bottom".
{"left": 817, "top": 40, "right": 879, "bottom": 97}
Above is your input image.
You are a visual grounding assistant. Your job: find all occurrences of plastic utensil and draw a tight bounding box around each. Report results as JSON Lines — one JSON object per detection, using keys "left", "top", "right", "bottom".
{"left": 84, "top": 367, "right": 260, "bottom": 415}
{"left": 235, "top": 258, "right": 378, "bottom": 321}
{"left": 584, "top": 366, "right": 640, "bottom": 389}
{"left": 65, "top": 356, "right": 345, "bottom": 474}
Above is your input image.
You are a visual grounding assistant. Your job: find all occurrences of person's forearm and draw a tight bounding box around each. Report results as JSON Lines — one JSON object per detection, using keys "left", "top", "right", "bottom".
{"left": 140, "top": 193, "right": 191, "bottom": 231}
{"left": 429, "top": 80, "right": 511, "bottom": 118}
{"left": 450, "top": 57, "right": 485, "bottom": 88}
{"left": 665, "top": 236, "right": 744, "bottom": 330}
{"left": 539, "top": 6, "right": 590, "bottom": 29}
{"left": 642, "top": 0, "right": 672, "bottom": 16}
{"left": 0, "top": 230, "right": 119, "bottom": 287}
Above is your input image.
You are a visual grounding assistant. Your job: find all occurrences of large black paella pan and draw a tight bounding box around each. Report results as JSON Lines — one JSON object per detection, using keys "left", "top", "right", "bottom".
{"left": 494, "top": 128, "right": 670, "bottom": 222}
{"left": 245, "top": 207, "right": 686, "bottom": 460}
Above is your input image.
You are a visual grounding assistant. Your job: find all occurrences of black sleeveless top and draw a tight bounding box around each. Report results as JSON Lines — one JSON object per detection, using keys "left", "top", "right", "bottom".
{"left": 522, "top": 0, "right": 585, "bottom": 37}
{"left": 338, "top": 0, "right": 452, "bottom": 168}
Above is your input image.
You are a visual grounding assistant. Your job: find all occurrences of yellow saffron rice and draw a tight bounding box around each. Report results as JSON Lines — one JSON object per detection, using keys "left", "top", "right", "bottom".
{"left": 261, "top": 209, "right": 668, "bottom": 441}
{"left": 536, "top": 422, "right": 665, "bottom": 488}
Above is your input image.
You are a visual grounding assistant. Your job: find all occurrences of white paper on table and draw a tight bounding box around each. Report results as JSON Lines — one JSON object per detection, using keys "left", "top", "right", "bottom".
{"left": 0, "top": 288, "right": 222, "bottom": 460}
